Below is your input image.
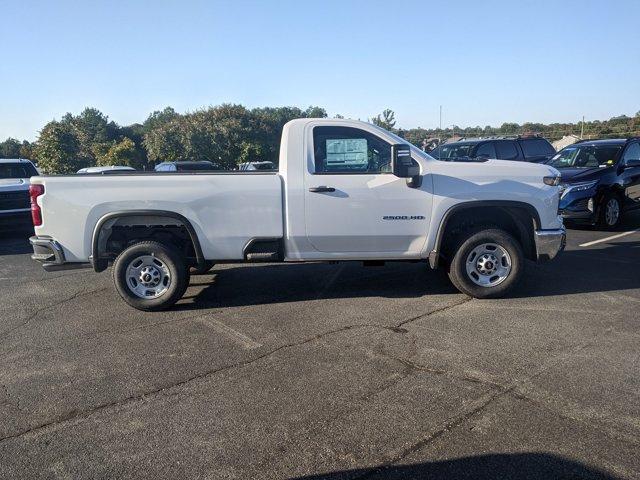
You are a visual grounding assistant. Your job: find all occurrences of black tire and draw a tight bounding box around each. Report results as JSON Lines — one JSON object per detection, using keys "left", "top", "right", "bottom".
{"left": 112, "top": 241, "right": 190, "bottom": 311}
{"left": 448, "top": 228, "right": 524, "bottom": 299}
{"left": 190, "top": 260, "right": 216, "bottom": 275}
{"left": 597, "top": 192, "right": 623, "bottom": 230}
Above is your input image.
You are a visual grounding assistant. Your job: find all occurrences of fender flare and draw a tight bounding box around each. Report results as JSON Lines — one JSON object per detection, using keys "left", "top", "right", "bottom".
{"left": 428, "top": 200, "right": 541, "bottom": 268}
{"left": 91, "top": 210, "right": 205, "bottom": 272}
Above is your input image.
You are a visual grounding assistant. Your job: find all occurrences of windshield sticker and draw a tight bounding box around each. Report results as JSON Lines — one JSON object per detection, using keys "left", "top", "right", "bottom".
{"left": 326, "top": 139, "right": 368, "bottom": 167}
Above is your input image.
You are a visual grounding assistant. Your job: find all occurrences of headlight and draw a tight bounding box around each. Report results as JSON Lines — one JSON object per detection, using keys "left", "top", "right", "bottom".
{"left": 562, "top": 180, "right": 598, "bottom": 197}
{"left": 543, "top": 175, "right": 561, "bottom": 186}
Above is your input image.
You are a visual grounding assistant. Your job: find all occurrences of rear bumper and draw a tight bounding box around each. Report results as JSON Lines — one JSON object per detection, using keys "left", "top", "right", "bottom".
{"left": 29, "top": 236, "right": 90, "bottom": 272}
{"left": 534, "top": 228, "right": 566, "bottom": 262}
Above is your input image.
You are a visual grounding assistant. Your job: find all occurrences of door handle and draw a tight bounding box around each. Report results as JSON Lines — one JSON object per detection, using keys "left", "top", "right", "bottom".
{"left": 308, "top": 186, "right": 336, "bottom": 193}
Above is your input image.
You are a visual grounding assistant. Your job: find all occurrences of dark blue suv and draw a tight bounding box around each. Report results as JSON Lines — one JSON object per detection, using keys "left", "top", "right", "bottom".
{"left": 548, "top": 138, "right": 640, "bottom": 228}
{"left": 429, "top": 136, "right": 555, "bottom": 163}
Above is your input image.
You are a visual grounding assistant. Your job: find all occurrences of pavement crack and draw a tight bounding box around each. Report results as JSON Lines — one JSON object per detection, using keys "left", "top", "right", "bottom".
{"left": 508, "top": 389, "right": 640, "bottom": 448}
{"left": 355, "top": 386, "right": 515, "bottom": 479}
{"left": 0, "top": 286, "right": 108, "bottom": 339}
{"left": 0, "top": 323, "right": 382, "bottom": 444}
{"left": 395, "top": 296, "right": 472, "bottom": 328}
{"left": 354, "top": 326, "right": 624, "bottom": 479}
{"left": 0, "top": 383, "right": 26, "bottom": 414}
{"left": 382, "top": 355, "right": 506, "bottom": 390}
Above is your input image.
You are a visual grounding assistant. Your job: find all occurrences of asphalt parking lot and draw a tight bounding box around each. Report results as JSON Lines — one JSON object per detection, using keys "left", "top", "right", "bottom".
{"left": 0, "top": 216, "right": 639, "bottom": 479}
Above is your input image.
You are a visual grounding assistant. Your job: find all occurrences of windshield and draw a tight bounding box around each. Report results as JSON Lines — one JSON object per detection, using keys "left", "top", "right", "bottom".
{"left": 548, "top": 145, "right": 622, "bottom": 168}
{"left": 0, "top": 163, "right": 37, "bottom": 179}
{"left": 430, "top": 143, "right": 475, "bottom": 160}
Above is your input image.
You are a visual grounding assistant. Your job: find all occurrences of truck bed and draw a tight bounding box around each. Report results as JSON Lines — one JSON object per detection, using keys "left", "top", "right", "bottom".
{"left": 32, "top": 172, "right": 284, "bottom": 262}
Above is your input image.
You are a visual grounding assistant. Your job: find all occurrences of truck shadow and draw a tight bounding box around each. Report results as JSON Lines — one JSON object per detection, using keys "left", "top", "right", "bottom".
{"left": 179, "top": 261, "right": 457, "bottom": 310}
{"left": 289, "top": 453, "right": 621, "bottom": 480}
{"left": 178, "top": 241, "right": 640, "bottom": 310}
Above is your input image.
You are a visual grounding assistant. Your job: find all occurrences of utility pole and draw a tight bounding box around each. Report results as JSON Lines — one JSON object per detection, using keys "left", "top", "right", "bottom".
{"left": 439, "top": 105, "right": 442, "bottom": 146}
{"left": 580, "top": 115, "right": 585, "bottom": 139}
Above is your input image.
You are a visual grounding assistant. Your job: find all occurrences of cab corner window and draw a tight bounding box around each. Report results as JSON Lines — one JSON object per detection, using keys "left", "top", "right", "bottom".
{"left": 312, "top": 126, "right": 392, "bottom": 174}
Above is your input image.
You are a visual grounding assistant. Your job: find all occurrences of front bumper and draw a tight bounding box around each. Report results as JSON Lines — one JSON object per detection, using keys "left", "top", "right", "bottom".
{"left": 29, "top": 236, "right": 90, "bottom": 272}
{"left": 559, "top": 189, "right": 598, "bottom": 223}
{"left": 534, "top": 228, "right": 566, "bottom": 262}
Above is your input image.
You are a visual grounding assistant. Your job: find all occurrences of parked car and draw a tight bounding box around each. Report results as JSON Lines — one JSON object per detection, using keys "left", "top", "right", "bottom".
{"left": 429, "top": 136, "right": 555, "bottom": 163}
{"left": 238, "top": 161, "right": 276, "bottom": 171}
{"left": 548, "top": 138, "right": 640, "bottom": 228}
{"left": 0, "top": 158, "right": 38, "bottom": 226}
{"left": 77, "top": 166, "right": 135, "bottom": 174}
{"left": 29, "top": 119, "right": 565, "bottom": 310}
{"left": 155, "top": 161, "right": 221, "bottom": 172}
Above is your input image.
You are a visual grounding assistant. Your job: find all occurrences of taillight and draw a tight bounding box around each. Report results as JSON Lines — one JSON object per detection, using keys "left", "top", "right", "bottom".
{"left": 29, "top": 184, "right": 44, "bottom": 226}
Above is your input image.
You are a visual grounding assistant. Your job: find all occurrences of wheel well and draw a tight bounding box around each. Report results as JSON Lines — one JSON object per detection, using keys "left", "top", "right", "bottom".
{"left": 92, "top": 212, "right": 203, "bottom": 272}
{"left": 437, "top": 205, "right": 537, "bottom": 264}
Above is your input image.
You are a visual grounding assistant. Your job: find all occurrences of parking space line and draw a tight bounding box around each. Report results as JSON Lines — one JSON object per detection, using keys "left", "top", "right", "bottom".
{"left": 579, "top": 229, "right": 640, "bottom": 247}
{"left": 197, "top": 316, "right": 262, "bottom": 349}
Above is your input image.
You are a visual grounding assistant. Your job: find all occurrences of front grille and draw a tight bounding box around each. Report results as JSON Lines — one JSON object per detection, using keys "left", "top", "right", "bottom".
{"left": 0, "top": 191, "right": 29, "bottom": 210}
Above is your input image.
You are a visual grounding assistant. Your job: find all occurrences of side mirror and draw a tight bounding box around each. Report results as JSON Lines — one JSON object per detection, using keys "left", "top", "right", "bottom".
{"left": 624, "top": 159, "right": 640, "bottom": 169}
{"left": 392, "top": 144, "right": 419, "bottom": 178}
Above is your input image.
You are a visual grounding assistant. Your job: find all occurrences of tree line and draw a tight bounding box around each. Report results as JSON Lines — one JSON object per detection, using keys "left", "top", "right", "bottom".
{"left": 400, "top": 112, "right": 640, "bottom": 151}
{"left": 1, "top": 105, "right": 639, "bottom": 174}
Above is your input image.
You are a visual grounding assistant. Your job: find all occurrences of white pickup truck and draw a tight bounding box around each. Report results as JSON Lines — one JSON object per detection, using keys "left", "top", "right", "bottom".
{"left": 29, "top": 119, "right": 565, "bottom": 310}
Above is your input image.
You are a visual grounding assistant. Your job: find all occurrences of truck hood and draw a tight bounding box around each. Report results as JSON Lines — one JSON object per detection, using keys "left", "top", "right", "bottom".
{"left": 433, "top": 158, "right": 558, "bottom": 178}
{"left": 0, "top": 177, "right": 30, "bottom": 192}
{"left": 557, "top": 167, "right": 606, "bottom": 183}
{"left": 430, "top": 158, "right": 560, "bottom": 195}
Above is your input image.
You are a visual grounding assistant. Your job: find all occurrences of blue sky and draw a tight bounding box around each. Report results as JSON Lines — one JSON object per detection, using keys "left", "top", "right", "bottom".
{"left": 1, "top": 0, "right": 639, "bottom": 140}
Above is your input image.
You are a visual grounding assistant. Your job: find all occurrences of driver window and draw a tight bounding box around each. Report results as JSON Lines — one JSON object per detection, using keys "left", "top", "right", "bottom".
{"left": 312, "top": 126, "right": 392, "bottom": 174}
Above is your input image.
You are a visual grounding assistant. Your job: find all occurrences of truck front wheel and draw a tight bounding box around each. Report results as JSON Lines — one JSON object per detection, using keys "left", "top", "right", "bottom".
{"left": 448, "top": 228, "right": 523, "bottom": 299}
{"left": 113, "top": 241, "right": 190, "bottom": 311}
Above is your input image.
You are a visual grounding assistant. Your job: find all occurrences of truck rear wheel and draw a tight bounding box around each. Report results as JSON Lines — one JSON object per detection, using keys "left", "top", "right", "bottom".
{"left": 112, "top": 241, "right": 190, "bottom": 311}
{"left": 448, "top": 228, "right": 523, "bottom": 299}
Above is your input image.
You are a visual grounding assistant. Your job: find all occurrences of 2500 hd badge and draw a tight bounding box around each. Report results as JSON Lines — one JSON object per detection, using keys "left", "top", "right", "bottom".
{"left": 382, "top": 215, "right": 426, "bottom": 220}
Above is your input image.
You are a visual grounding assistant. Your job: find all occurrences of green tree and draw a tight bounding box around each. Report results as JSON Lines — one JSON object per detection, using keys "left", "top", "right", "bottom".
{"left": 499, "top": 122, "right": 520, "bottom": 134}
{"left": 19, "top": 141, "right": 34, "bottom": 159}
{"left": 143, "top": 107, "right": 180, "bottom": 133}
{"left": 143, "top": 119, "right": 184, "bottom": 163}
{"left": 304, "top": 106, "right": 328, "bottom": 118}
{"left": 34, "top": 121, "right": 82, "bottom": 174}
{"left": 239, "top": 142, "right": 264, "bottom": 164}
{"left": 0, "top": 138, "right": 22, "bottom": 158}
{"left": 66, "top": 108, "right": 115, "bottom": 164}
{"left": 97, "top": 137, "right": 138, "bottom": 167}
{"left": 371, "top": 109, "right": 396, "bottom": 131}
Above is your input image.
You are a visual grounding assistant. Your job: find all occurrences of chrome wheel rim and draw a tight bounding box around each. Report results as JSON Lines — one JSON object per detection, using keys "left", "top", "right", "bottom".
{"left": 465, "top": 243, "right": 512, "bottom": 287}
{"left": 605, "top": 198, "right": 620, "bottom": 226}
{"left": 125, "top": 255, "right": 171, "bottom": 298}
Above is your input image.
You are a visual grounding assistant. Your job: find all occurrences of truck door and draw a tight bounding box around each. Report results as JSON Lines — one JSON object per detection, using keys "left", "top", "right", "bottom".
{"left": 303, "top": 125, "right": 431, "bottom": 255}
